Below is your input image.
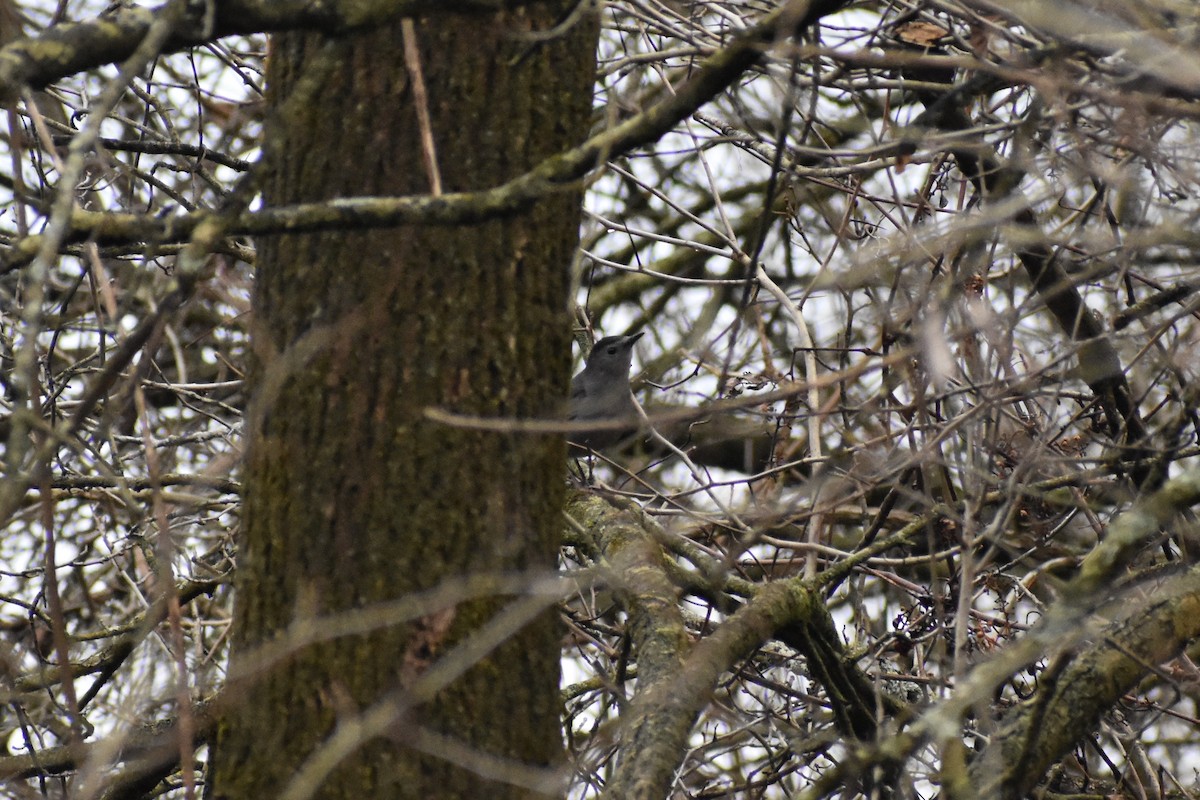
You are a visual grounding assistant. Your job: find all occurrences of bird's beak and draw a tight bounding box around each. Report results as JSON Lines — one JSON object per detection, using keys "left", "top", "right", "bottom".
{"left": 625, "top": 331, "right": 645, "bottom": 347}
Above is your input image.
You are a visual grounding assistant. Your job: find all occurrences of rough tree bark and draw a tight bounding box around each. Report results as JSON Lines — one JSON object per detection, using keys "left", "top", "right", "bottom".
{"left": 208, "top": 6, "right": 598, "bottom": 799}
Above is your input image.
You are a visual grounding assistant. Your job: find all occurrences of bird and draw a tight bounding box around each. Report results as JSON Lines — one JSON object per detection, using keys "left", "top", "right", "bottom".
{"left": 568, "top": 331, "right": 643, "bottom": 455}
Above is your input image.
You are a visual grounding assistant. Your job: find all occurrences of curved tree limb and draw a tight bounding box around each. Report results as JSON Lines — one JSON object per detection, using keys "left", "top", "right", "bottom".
{"left": 1, "top": 0, "right": 854, "bottom": 271}
{"left": 0, "top": 0, "right": 510, "bottom": 100}
{"left": 970, "top": 565, "right": 1200, "bottom": 799}
{"left": 568, "top": 491, "right": 904, "bottom": 800}
{"left": 790, "top": 468, "right": 1200, "bottom": 799}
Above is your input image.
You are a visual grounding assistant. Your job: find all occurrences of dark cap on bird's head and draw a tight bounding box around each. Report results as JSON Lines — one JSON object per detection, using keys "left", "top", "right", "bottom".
{"left": 584, "top": 332, "right": 643, "bottom": 373}
{"left": 568, "top": 331, "right": 644, "bottom": 453}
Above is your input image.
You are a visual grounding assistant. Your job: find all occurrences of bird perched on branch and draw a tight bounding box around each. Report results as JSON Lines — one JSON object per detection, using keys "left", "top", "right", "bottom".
{"left": 568, "top": 331, "right": 643, "bottom": 455}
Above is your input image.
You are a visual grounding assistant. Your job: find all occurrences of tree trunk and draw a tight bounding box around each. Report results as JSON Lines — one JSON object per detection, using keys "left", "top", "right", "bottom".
{"left": 209, "top": 7, "right": 597, "bottom": 799}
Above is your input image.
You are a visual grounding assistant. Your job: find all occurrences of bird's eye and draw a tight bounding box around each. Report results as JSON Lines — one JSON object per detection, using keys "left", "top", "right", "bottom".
{"left": 607, "top": 347, "right": 618, "bottom": 355}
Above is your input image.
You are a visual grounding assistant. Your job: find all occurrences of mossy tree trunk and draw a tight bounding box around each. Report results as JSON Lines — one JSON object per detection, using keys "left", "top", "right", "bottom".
{"left": 208, "top": 7, "right": 597, "bottom": 799}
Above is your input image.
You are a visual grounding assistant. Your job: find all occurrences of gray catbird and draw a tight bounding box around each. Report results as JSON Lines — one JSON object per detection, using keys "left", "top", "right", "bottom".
{"left": 569, "top": 331, "right": 643, "bottom": 453}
